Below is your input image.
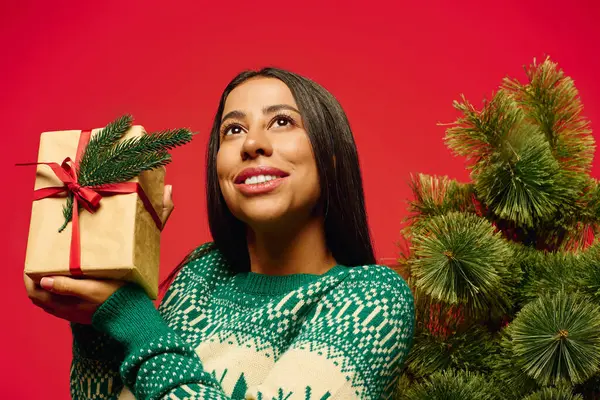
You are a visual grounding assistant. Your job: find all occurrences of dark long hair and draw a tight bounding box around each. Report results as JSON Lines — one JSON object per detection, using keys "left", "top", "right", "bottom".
{"left": 160, "top": 68, "right": 375, "bottom": 293}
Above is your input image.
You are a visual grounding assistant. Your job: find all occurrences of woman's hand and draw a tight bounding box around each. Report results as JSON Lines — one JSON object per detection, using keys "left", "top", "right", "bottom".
{"left": 24, "top": 184, "right": 175, "bottom": 324}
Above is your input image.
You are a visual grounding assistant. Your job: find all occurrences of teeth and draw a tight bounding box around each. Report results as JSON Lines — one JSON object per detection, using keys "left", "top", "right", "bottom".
{"left": 244, "top": 175, "right": 278, "bottom": 185}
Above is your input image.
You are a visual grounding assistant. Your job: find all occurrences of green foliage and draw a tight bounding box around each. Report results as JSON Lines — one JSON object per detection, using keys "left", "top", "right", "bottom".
{"left": 410, "top": 212, "right": 516, "bottom": 314}
{"left": 507, "top": 290, "right": 600, "bottom": 385}
{"left": 77, "top": 114, "right": 133, "bottom": 182}
{"left": 518, "top": 250, "right": 585, "bottom": 302}
{"left": 400, "top": 369, "right": 501, "bottom": 400}
{"left": 488, "top": 334, "right": 539, "bottom": 399}
{"left": 443, "top": 57, "right": 596, "bottom": 249}
{"left": 522, "top": 384, "right": 583, "bottom": 400}
{"left": 580, "top": 241, "right": 600, "bottom": 302}
{"left": 406, "top": 326, "right": 494, "bottom": 377}
{"left": 58, "top": 115, "right": 193, "bottom": 231}
{"left": 445, "top": 90, "right": 521, "bottom": 169}
{"left": 503, "top": 58, "right": 594, "bottom": 175}
{"left": 474, "top": 126, "right": 567, "bottom": 229}
{"left": 405, "top": 174, "right": 477, "bottom": 234}
{"left": 400, "top": 57, "right": 600, "bottom": 397}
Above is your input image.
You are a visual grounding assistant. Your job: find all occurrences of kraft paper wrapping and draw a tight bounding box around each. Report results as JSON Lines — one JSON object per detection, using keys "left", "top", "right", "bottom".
{"left": 24, "top": 126, "right": 164, "bottom": 299}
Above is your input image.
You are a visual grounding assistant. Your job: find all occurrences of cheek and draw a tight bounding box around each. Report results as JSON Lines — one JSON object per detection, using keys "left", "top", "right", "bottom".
{"left": 284, "top": 135, "right": 321, "bottom": 199}
{"left": 216, "top": 148, "right": 236, "bottom": 200}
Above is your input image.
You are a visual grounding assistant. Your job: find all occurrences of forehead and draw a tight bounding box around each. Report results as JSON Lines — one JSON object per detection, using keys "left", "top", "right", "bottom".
{"left": 223, "top": 77, "right": 298, "bottom": 113}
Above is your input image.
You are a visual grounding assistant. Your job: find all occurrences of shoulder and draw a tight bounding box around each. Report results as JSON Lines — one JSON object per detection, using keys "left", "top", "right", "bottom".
{"left": 171, "top": 242, "right": 234, "bottom": 285}
{"left": 313, "top": 264, "right": 415, "bottom": 326}
{"left": 342, "top": 264, "right": 414, "bottom": 304}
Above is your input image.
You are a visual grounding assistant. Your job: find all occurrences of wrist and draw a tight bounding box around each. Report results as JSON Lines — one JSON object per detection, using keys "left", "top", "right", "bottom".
{"left": 91, "top": 283, "right": 171, "bottom": 352}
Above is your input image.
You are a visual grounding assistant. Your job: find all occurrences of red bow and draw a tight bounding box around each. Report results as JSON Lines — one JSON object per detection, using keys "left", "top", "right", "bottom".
{"left": 26, "top": 157, "right": 102, "bottom": 213}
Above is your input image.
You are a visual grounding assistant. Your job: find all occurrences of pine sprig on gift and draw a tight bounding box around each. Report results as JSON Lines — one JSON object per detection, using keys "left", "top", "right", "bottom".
{"left": 82, "top": 151, "right": 171, "bottom": 188}
{"left": 77, "top": 115, "right": 133, "bottom": 183}
{"left": 58, "top": 116, "right": 193, "bottom": 231}
{"left": 78, "top": 128, "right": 192, "bottom": 187}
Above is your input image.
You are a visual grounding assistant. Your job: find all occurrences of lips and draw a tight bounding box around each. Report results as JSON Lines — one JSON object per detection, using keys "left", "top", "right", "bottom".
{"left": 234, "top": 166, "right": 289, "bottom": 184}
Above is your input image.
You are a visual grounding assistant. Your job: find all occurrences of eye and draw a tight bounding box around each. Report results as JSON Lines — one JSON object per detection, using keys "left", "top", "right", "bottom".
{"left": 270, "top": 114, "right": 295, "bottom": 129}
{"left": 223, "top": 124, "right": 244, "bottom": 136}
{"left": 275, "top": 117, "right": 290, "bottom": 127}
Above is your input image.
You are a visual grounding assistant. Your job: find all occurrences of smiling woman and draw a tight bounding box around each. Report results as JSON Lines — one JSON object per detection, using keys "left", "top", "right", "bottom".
{"left": 32, "top": 68, "right": 415, "bottom": 400}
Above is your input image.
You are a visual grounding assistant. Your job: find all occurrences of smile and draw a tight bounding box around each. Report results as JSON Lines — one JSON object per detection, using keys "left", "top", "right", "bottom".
{"left": 243, "top": 175, "right": 279, "bottom": 185}
{"left": 234, "top": 166, "right": 289, "bottom": 195}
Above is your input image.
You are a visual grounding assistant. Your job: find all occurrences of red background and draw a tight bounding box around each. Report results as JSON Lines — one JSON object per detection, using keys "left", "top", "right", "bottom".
{"left": 1, "top": 0, "right": 599, "bottom": 397}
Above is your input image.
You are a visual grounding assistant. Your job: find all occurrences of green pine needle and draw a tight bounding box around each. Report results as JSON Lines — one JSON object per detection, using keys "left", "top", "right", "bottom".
{"left": 522, "top": 384, "right": 583, "bottom": 400}
{"left": 406, "top": 327, "right": 494, "bottom": 378}
{"left": 411, "top": 212, "right": 515, "bottom": 314}
{"left": 78, "top": 115, "right": 133, "bottom": 183}
{"left": 445, "top": 90, "right": 522, "bottom": 169}
{"left": 400, "top": 369, "right": 501, "bottom": 400}
{"left": 406, "top": 174, "right": 477, "bottom": 232}
{"left": 503, "top": 57, "right": 595, "bottom": 175}
{"left": 580, "top": 241, "right": 600, "bottom": 302}
{"left": 508, "top": 290, "right": 600, "bottom": 385}
{"left": 59, "top": 194, "right": 74, "bottom": 233}
{"left": 82, "top": 151, "right": 171, "bottom": 188}
{"left": 79, "top": 127, "right": 192, "bottom": 186}
{"left": 475, "top": 124, "right": 567, "bottom": 228}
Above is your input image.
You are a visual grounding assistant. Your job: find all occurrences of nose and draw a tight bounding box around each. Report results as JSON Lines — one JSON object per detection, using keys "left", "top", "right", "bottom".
{"left": 240, "top": 128, "right": 273, "bottom": 160}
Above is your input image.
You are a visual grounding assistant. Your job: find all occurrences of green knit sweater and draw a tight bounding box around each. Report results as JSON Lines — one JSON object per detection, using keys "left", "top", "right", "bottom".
{"left": 70, "top": 244, "right": 415, "bottom": 399}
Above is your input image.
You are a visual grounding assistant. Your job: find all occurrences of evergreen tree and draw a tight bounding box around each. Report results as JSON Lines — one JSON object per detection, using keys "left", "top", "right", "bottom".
{"left": 396, "top": 57, "right": 600, "bottom": 399}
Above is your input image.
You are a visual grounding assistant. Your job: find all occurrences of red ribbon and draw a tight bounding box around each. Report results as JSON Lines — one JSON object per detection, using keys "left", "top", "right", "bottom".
{"left": 18, "top": 129, "right": 163, "bottom": 276}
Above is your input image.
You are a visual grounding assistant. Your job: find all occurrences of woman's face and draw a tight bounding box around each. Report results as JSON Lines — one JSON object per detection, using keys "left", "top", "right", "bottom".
{"left": 216, "top": 77, "right": 320, "bottom": 229}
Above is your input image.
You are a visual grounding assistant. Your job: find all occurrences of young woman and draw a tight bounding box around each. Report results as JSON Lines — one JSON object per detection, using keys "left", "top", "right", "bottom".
{"left": 24, "top": 68, "right": 415, "bottom": 399}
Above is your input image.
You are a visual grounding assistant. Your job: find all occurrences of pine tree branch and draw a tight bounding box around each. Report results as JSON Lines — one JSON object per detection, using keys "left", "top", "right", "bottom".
{"left": 407, "top": 174, "right": 477, "bottom": 227}
{"left": 503, "top": 57, "right": 595, "bottom": 175}
{"left": 60, "top": 194, "right": 74, "bottom": 232}
{"left": 79, "top": 128, "right": 192, "bottom": 185}
{"left": 83, "top": 151, "right": 171, "bottom": 187}
{"left": 403, "top": 369, "right": 501, "bottom": 400}
{"left": 78, "top": 115, "right": 133, "bottom": 183}
{"left": 475, "top": 127, "right": 571, "bottom": 229}
{"left": 445, "top": 90, "right": 523, "bottom": 170}
{"left": 508, "top": 290, "right": 600, "bottom": 385}
{"left": 411, "top": 212, "right": 516, "bottom": 315}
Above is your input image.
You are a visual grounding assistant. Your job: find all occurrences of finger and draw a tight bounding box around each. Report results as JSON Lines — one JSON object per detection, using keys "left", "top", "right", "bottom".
{"left": 40, "top": 276, "right": 124, "bottom": 303}
{"left": 29, "top": 281, "right": 83, "bottom": 309}
{"left": 162, "top": 184, "right": 174, "bottom": 225}
{"left": 40, "top": 276, "right": 99, "bottom": 302}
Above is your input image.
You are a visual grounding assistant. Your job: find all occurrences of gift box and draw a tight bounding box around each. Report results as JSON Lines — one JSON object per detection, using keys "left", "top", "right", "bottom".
{"left": 23, "top": 124, "right": 168, "bottom": 300}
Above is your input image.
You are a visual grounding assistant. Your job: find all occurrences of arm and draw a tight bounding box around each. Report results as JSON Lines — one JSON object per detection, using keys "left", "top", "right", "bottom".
{"left": 91, "top": 268, "right": 415, "bottom": 400}
{"left": 69, "top": 322, "right": 126, "bottom": 399}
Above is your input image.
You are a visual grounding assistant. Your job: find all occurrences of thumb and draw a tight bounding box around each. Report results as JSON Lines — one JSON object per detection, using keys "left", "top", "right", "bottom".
{"left": 40, "top": 276, "right": 98, "bottom": 302}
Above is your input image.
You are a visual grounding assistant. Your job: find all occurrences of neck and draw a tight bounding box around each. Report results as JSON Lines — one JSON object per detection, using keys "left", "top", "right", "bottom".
{"left": 246, "top": 217, "right": 336, "bottom": 276}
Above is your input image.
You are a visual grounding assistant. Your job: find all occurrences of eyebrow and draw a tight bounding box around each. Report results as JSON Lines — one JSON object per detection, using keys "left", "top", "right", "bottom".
{"left": 221, "top": 104, "right": 301, "bottom": 123}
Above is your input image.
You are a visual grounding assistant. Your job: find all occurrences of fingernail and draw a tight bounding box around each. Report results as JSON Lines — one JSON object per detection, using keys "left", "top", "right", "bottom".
{"left": 40, "top": 277, "right": 54, "bottom": 290}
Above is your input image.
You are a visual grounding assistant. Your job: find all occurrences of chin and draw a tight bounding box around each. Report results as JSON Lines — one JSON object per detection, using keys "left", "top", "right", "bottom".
{"left": 236, "top": 205, "right": 289, "bottom": 228}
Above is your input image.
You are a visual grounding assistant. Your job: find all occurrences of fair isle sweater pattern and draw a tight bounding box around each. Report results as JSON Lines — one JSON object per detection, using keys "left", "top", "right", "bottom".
{"left": 70, "top": 244, "right": 415, "bottom": 399}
